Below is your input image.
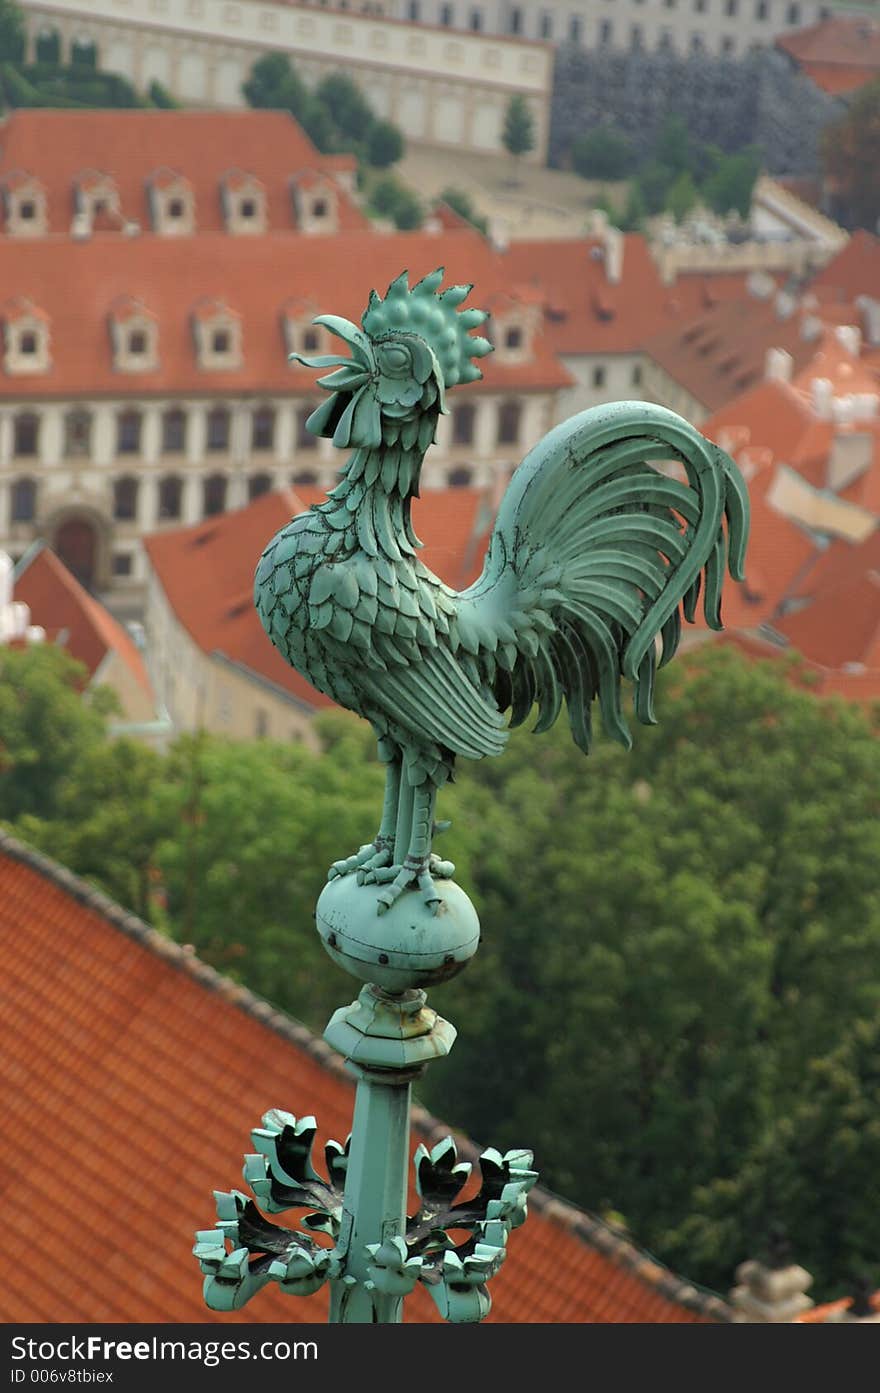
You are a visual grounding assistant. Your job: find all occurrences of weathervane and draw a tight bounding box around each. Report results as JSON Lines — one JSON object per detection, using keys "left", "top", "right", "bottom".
{"left": 193, "top": 268, "right": 749, "bottom": 1323}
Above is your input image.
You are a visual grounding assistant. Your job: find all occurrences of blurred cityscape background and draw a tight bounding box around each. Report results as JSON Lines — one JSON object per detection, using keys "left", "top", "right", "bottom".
{"left": 1, "top": 0, "right": 878, "bottom": 1325}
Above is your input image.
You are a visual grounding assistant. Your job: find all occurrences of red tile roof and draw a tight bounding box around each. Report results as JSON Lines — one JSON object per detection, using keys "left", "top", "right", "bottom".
{"left": 0, "top": 831, "right": 728, "bottom": 1324}
{"left": 0, "top": 230, "right": 569, "bottom": 399}
{"left": 503, "top": 234, "right": 759, "bottom": 357}
{"left": 0, "top": 110, "right": 365, "bottom": 235}
{"left": 771, "top": 529, "right": 880, "bottom": 671}
{"left": 776, "top": 18, "right": 880, "bottom": 95}
{"left": 143, "top": 486, "right": 496, "bottom": 710}
{"left": 811, "top": 230, "right": 880, "bottom": 302}
{"left": 645, "top": 292, "right": 868, "bottom": 415}
{"left": 13, "top": 544, "right": 152, "bottom": 698}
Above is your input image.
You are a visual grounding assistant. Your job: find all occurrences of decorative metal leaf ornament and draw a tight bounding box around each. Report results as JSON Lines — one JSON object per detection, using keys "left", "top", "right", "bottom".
{"left": 254, "top": 268, "right": 750, "bottom": 913}
{"left": 194, "top": 1111, "right": 536, "bottom": 1323}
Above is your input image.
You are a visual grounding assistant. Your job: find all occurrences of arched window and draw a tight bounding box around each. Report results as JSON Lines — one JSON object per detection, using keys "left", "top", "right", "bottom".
{"left": 35, "top": 28, "right": 61, "bottom": 63}
{"left": 158, "top": 475, "right": 183, "bottom": 521}
{"left": 64, "top": 410, "right": 91, "bottom": 457}
{"left": 452, "top": 403, "right": 476, "bottom": 446}
{"left": 113, "top": 476, "right": 139, "bottom": 521}
{"left": 296, "top": 406, "right": 318, "bottom": 450}
{"left": 449, "top": 466, "right": 473, "bottom": 488}
{"left": 162, "top": 408, "right": 187, "bottom": 453}
{"left": 206, "top": 406, "right": 230, "bottom": 452}
{"left": 497, "top": 400, "right": 521, "bottom": 447}
{"left": 10, "top": 478, "right": 36, "bottom": 522}
{"left": 116, "top": 410, "right": 142, "bottom": 455}
{"left": 248, "top": 473, "right": 272, "bottom": 501}
{"left": 251, "top": 406, "right": 275, "bottom": 452}
{"left": 71, "top": 37, "right": 98, "bottom": 69}
{"left": 13, "top": 412, "right": 39, "bottom": 457}
{"left": 203, "top": 473, "right": 227, "bottom": 517}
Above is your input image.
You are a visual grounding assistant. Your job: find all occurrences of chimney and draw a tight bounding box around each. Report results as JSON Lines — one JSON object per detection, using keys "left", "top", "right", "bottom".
{"left": 604, "top": 225, "right": 624, "bottom": 285}
{"left": 856, "top": 295, "right": 880, "bottom": 347}
{"left": 827, "top": 431, "right": 873, "bottom": 492}
{"left": 729, "top": 1228, "right": 813, "bottom": 1324}
{"left": 834, "top": 323, "right": 862, "bottom": 357}
{"left": 765, "top": 347, "right": 793, "bottom": 383}
{"left": 811, "top": 376, "right": 833, "bottom": 418}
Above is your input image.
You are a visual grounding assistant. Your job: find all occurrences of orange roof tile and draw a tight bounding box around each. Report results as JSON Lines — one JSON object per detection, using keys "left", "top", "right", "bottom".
{"left": 0, "top": 230, "right": 569, "bottom": 399}
{"left": 0, "top": 110, "right": 366, "bottom": 235}
{"left": 772, "top": 530, "right": 880, "bottom": 670}
{"left": 502, "top": 235, "right": 758, "bottom": 357}
{"left": 13, "top": 544, "right": 152, "bottom": 698}
{"left": 796, "top": 1289, "right": 880, "bottom": 1322}
{"left": 777, "top": 18, "right": 880, "bottom": 95}
{"left": 0, "top": 831, "right": 728, "bottom": 1324}
{"left": 143, "top": 486, "right": 496, "bottom": 710}
{"left": 811, "top": 230, "right": 880, "bottom": 303}
{"left": 645, "top": 294, "right": 866, "bottom": 415}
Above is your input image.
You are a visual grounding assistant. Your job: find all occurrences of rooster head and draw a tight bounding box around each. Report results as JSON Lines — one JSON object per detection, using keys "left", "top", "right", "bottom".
{"left": 290, "top": 268, "right": 493, "bottom": 451}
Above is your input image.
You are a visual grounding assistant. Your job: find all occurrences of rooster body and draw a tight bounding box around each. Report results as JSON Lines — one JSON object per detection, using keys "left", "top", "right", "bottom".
{"left": 255, "top": 270, "right": 749, "bottom": 912}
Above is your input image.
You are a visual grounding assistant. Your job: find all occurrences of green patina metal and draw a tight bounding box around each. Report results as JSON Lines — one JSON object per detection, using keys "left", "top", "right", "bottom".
{"left": 194, "top": 267, "right": 750, "bottom": 1325}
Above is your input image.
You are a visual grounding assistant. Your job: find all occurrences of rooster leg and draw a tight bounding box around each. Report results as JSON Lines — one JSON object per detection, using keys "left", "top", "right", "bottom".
{"left": 376, "top": 781, "right": 454, "bottom": 916}
{"left": 328, "top": 742, "right": 400, "bottom": 882}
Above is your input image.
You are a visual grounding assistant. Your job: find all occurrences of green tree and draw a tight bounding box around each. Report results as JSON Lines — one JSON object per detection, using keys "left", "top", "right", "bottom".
{"left": 570, "top": 126, "right": 636, "bottom": 181}
{"left": 653, "top": 113, "right": 694, "bottom": 177}
{"left": 0, "top": 645, "right": 115, "bottom": 824}
{"left": 0, "top": 0, "right": 24, "bottom": 62}
{"left": 822, "top": 76, "right": 880, "bottom": 231}
{"left": 635, "top": 159, "right": 676, "bottom": 215}
{"left": 315, "top": 73, "right": 374, "bottom": 146}
{"left": 147, "top": 79, "right": 180, "bottom": 109}
{"left": 153, "top": 716, "right": 383, "bottom": 1027}
{"left": 13, "top": 736, "right": 165, "bottom": 919}
{"left": 368, "top": 174, "right": 423, "bottom": 230}
{"left": 502, "top": 93, "right": 535, "bottom": 180}
{"left": 438, "top": 186, "right": 489, "bottom": 236}
{"left": 701, "top": 147, "right": 761, "bottom": 219}
{"left": 618, "top": 181, "right": 646, "bottom": 232}
{"left": 666, "top": 170, "right": 698, "bottom": 222}
{"left": 418, "top": 646, "right": 880, "bottom": 1296}
{"left": 367, "top": 118, "right": 404, "bottom": 169}
{"left": 241, "top": 52, "right": 309, "bottom": 116}
{"left": 666, "top": 1017, "right": 880, "bottom": 1295}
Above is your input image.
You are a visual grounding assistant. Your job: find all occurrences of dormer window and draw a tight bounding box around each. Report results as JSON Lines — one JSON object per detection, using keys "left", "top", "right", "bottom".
{"left": 148, "top": 169, "right": 196, "bottom": 235}
{"left": 488, "top": 293, "right": 538, "bottom": 365}
{"left": 2, "top": 298, "right": 51, "bottom": 375}
{"left": 109, "top": 297, "right": 158, "bottom": 373}
{"left": 504, "top": 327, "right": 522, "bottom": 350}
{"left": 281, "top": 299, "right": 325, "bottom": 361}
{"left": 2, "top": 174, "right": 47, "bottom": 237}
{"left": 192, "top": 300, "right": 242, "bottom": 371}
{"left": 290, "top": 171, "right": 339, "bottom": 235}
{"left": 73, "top": 170, "right": 122, "bottom": 236}
{"left": 221, "top": 170, "right": 267, "bottom": 235}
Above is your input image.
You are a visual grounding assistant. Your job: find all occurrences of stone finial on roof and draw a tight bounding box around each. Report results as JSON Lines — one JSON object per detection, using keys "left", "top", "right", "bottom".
{"left": 729, "top": 1228, "right": 814, "bottom": 1323}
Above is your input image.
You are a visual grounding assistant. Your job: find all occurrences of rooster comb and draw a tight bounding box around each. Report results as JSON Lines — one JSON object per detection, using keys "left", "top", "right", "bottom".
{"left": 362, "top": 268, "right": 493, "bottom": 388}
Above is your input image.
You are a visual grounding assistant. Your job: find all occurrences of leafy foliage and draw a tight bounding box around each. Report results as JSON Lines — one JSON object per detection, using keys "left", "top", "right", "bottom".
{"left": 368, "top": 174, "right": 423, "bottom": 230}
{"left": 3, "top": 640, "right": 879, "bottom": 1300}
{"left": 570, "top": 126, "right": 637, "bottom": 181}
{"left": 502, "top": 94, "right": 535, "bottom": 162}
{"left": 241, "top": 51, "right": 405, "bottom": 172}
{"left": 437, "top": 186, "right": 489, "bottom": 236}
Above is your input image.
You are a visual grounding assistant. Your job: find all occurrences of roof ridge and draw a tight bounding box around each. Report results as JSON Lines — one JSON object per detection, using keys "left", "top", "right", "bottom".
{"left": 0, "top": 827, "right": 732, "bottom": 1322}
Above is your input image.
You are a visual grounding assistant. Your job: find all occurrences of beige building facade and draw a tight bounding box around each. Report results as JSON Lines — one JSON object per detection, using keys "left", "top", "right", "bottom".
{"left": 20, "top": 0, "right": 552, "bottom": 161}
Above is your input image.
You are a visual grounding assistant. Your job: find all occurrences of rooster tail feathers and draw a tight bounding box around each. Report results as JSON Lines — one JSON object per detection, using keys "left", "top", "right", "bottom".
{"left": 480, "top": 401, "right": 750, "bottom": 751}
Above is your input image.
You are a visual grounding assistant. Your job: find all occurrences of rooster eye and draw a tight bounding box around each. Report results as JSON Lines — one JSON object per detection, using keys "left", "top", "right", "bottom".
{"left": 377, "top": 343, "right": 411, "bottom": 375}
